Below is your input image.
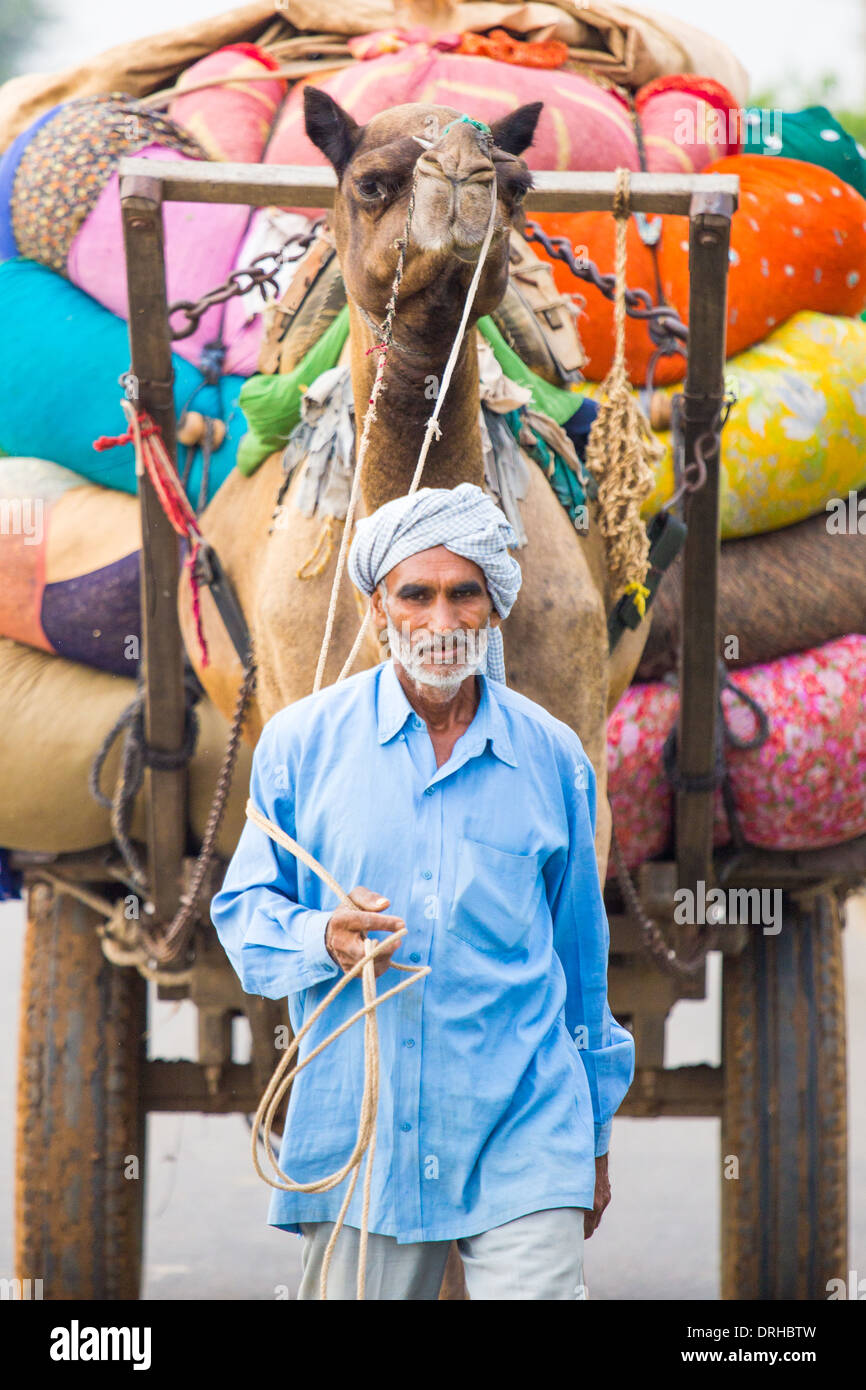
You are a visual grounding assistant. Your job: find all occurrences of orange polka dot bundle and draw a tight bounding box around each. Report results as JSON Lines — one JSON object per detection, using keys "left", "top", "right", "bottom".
{"left": 605, "top": 634, "right": 866, "bottom": 875}
{"left": 535, "top": 154, "right": 866, "bottom": 385}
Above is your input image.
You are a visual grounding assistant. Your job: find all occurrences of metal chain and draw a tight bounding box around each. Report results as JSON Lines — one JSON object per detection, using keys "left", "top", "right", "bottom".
{"left": 667, "top": 384, "right": 737, "bottom": 510}
{"left": 168, "top": 220, "right": 327, "bottom": 340}
{"left": 136, "top": 661, "right": 258, "bottom": 966}
{"left": 523, "top": 218, "right": 688, "bottom": 353}
{"left": 610, "top": 824, "right": 717, "bottom": 978}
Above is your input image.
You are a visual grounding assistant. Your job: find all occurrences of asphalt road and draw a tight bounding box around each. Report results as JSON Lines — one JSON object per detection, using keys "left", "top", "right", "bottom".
{"left": 1, "top": 893, "right": 863, "bottom": 1301}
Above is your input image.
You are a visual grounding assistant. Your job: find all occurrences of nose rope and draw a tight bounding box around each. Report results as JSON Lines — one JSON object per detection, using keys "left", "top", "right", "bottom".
{"left": 441, "top": 114, "right": 492, "bottom": 138}
{"left": 335, "top": 179, "right": 500, "bottom": 684}
{"left": 312, "top": 170, "right": 500, "bottom": 692}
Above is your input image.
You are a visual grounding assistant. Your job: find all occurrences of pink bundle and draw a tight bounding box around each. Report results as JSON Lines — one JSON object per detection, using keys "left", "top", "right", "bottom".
{"left": 167, "top": 43, "right": 287, "bottom": 163}
{"left": 606, "top": 634, "right": 866, "bottom": 876}
{"left": 265, "top": 46, "right": 740, "bottom": 175}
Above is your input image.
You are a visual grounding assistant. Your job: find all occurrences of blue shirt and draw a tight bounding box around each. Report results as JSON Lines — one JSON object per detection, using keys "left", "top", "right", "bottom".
{"left": 211, "top": 658, "right": 635, "bottom": 1243}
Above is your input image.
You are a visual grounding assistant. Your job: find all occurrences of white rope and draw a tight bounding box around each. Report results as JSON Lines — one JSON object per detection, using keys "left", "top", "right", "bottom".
{"left": 310, "top": 176, "right": 421, "bottom": 694}
{"left": 327, "top": 178, "right": 500, "bottom": 685}
{"left": 245, "top": 798, "right": 429, "bottom": 1299}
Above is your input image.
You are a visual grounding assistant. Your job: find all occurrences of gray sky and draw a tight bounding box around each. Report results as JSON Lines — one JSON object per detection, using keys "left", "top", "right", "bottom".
{"left": 14, "top": 0, "right": 866, "bottom": 108}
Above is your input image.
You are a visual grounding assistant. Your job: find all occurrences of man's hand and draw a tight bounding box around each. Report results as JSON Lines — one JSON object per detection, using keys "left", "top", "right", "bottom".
{"left": 584, "top": 1153, "right": 611, "bottom": 1239}
{"left": 325, "top": 886, "right": 405, "bottom": 979}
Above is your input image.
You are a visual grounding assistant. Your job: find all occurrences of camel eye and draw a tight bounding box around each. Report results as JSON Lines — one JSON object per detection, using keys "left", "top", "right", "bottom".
{"left": 356, "top": 174, "right": 388, "bottom": 202}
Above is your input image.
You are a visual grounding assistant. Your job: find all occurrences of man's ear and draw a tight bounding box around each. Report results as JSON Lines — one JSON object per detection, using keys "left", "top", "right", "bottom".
{"left": 370, "top": 583, "right": 388, "bottom": 633}
{"left": 490, "top": 101, "right": 543, "bottom": 156}
{"left": 304, "top": 87, "right": 363, "bottom": 177}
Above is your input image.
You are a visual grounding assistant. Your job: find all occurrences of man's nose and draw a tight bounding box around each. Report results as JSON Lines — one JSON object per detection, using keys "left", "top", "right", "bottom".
{"left": 426, "top": 595, "right": 462, "bottom": 631}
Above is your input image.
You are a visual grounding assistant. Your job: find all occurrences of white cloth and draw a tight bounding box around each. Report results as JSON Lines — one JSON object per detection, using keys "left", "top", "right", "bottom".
{"left": 297, "top": 1206, "right": 587, "bottom": 1301}
{"left": 347, "top": 482, "right": 523, "bottom": 682}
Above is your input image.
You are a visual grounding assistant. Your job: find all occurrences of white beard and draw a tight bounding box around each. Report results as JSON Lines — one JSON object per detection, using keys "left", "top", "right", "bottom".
{"left": 384, "top": 608, "right": 490, "bottom": 694}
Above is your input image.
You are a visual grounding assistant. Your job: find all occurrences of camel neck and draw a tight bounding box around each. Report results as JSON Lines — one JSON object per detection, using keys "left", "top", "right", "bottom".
{"left": 348, "top": 300, "right": 484, "bottom": 513}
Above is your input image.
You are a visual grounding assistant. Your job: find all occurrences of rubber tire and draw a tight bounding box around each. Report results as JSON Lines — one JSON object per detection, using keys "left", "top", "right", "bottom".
{"left": 721, "top": 888, "right": 848, "bottom": 1299}
{"left": 15, "top": 882, "right": 147, "bottom": 1300}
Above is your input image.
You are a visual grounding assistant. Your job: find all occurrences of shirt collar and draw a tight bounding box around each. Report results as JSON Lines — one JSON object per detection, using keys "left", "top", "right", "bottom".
{"left": 376, "top": 658, "right": 518, "bottom": 768}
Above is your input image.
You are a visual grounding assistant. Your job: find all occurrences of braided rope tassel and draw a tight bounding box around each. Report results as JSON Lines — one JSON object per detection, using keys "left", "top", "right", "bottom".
{"left": 583, "top": 167, "right": 664, "bottom": 605}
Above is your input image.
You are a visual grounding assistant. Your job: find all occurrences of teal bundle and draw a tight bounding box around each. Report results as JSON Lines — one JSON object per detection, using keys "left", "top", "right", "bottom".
{"left": 0, "top": 257, "right": 246, "bottom": 500}
{"left": 742, "top": 104, "right": 866, "bottom": 198}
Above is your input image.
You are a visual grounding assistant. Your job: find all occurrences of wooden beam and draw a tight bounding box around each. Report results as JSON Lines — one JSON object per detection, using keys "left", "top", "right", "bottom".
{"left": 119, "top": 159, "right": 739, "bottom": 216}
{"left": 617, "top": 1064, "right": 723, "bottom": 1118}
{"left": 142, "top": 1058, "right": 724, "bottom": 1118}
{"left": 715, "top": 834, "right": 866, "bottom": 890}
{"left": 143, "top": 1061, "right": 261, "bottom": 1114}
{"left": 675, "top": 191, "right": 735, "bottom": 901}
{"left": 121, "top": 175, "right": 187, "bottom": 928}
{"left": 528, "top": 170, "right": 739, "bottom": 215}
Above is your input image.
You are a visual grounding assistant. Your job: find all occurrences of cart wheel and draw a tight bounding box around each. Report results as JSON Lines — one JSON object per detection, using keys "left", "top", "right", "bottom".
{"left": 15, "top": 882, "right": 147, "bottom": 1300}
{"left": 721, "top": 888, "right": 847, "bottom": 1299}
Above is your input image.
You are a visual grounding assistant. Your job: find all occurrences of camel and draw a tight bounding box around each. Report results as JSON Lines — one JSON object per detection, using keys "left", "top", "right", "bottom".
{"left": 179, "top": 89, "right": 653, "bottom": 888}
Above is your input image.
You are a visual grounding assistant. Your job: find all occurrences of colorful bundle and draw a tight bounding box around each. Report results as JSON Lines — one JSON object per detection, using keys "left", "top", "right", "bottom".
{"left": 586, "top": 311, "right": 866, "bottom": 539}
{"left": 536, "top": 154, "right": 866, "bottom": 385}
{"left": 607, "top": 635, "right": 866, "bottom": 874}
{"left": 0, "top": 258, "right": 245, "bottom": 498}
{"left": 265, "top": 48, "right": 740, "bottom": 177}
{"left": 0, "top": 459, "right": 140, "bottom": 676}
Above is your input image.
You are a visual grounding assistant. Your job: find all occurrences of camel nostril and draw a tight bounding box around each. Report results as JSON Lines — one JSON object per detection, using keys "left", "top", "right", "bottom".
{"left": 417, "top": 155, "right": 495, "bottom": 187}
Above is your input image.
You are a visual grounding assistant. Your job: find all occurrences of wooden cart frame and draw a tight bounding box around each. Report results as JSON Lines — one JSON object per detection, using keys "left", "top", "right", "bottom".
{"left": 14, "top": 162, "right": 863, "bottom": 1300}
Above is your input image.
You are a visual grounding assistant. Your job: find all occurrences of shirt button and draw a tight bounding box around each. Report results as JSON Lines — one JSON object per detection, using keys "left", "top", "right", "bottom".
{"left": 409, "top": 952, "right": 421, "bottom": 963}
{"left": 424, "top": 787, "right": 434, "bottom": 796}
{"left": 403, "top": 1038, "right": 415, "bottom": 1048}
{"left": 413, "top": 717, "right": 424, "bottom": 730}
{"left": 422, "top": 869, "right": 432, "bottom": 879}
{"left": 401, "top": 1122, "right": 412, "bottom": 1132}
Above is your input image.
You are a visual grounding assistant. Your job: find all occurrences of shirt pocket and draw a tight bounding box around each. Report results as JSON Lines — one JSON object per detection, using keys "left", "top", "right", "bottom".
{"left": 446, "top": 834, "right": 543, "bottom": 956}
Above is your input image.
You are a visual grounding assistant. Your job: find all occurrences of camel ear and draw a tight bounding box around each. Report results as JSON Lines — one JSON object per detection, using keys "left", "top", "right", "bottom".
{"left": 490, "top": 102, "right": 543, "bottom": 156}
{"left": 304, "top": 87, "right": 363, "bottom": 176}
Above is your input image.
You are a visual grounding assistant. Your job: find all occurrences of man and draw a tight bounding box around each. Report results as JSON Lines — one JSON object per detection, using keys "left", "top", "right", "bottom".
{"left": 211, "top": 482, "right": 634, "bottom": 1300}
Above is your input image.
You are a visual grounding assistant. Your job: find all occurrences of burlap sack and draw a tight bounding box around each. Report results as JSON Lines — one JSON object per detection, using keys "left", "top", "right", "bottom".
{"left": 637, "top": 502, "right": 866, "bottom": 680}
{"left": 0, "top": 637, "right": 251, "bottom": 856}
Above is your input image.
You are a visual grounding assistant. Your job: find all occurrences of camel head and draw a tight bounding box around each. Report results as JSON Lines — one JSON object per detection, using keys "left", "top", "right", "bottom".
{"left": 303, "top": 88, "right": 541, "bottom": 328}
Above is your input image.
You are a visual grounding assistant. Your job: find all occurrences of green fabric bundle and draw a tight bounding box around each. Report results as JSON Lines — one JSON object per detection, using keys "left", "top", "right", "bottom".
{"left": 237, "top": 306, "right": 584, "bottom": 475}
{"left": 237, "top": 306, "right": 351, "bottom": 475}
{"left": 742, "top": 105, "right": 866, "bottom": 198}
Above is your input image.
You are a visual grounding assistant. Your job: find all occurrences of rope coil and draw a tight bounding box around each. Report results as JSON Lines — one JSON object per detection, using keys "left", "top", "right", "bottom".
{"left": 583, "top": 167, "right": 665, "bottom": 608}
{"left": 244, "top": 798, "right": 429, "bottom": 1299}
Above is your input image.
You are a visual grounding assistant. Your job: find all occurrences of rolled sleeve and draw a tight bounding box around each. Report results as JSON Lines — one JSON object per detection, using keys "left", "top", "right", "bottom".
{"left": 303, "top": 908, "right": 339, "bottom": 976}
{"left": 594, "top": 1119, "right": 612, "bottom": 1158}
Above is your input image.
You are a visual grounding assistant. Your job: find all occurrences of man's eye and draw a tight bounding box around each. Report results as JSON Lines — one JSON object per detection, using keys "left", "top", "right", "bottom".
{"left": 356, "top": 175, "right": 389, "bottom": 202}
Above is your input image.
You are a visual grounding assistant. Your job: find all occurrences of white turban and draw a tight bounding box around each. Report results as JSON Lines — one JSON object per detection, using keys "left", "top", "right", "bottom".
{"left": 348, "top": 483, "right": 522, "bottom": 683}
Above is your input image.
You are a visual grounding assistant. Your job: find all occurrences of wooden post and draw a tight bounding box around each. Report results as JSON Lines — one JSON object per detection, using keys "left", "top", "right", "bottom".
{"left": 121, "top": 174, "right": 187, "bottom": 928}
{"left": 675, "top": 190, "right": 736, "bottom": 899}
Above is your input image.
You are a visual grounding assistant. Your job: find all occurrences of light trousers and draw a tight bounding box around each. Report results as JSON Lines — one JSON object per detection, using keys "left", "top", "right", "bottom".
{"left": 297, "top": 1206, "right": 587, "bottom": 1300}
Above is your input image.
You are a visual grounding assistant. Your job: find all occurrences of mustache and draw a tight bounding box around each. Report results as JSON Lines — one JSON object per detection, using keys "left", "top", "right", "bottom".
{"left": 391, "top": 622, "right": 489, "bottom": 663}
